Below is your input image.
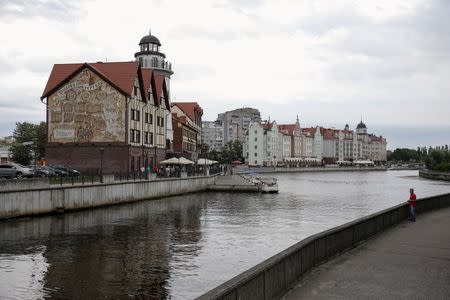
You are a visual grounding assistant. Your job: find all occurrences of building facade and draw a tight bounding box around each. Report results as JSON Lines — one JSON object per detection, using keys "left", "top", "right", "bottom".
{"left": 171, "top": 102, "right": 203, "bottom": 160}
{"left": 41, "top": 33, "right": 173, "bottom": 174}
{"left": 217, "top": 107, "right": 261, "bottom": 145}
{"left": 244, "top": 119, "right": 387, "bottom": 166}
{"left": 201, "top": 120, "right": 224, "bottom": 151}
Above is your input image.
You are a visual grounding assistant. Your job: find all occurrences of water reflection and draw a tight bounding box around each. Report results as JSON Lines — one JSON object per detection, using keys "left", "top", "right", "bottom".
{"left": 0, "top": 197, "right": 205, "bottom": 299}
{"left": 0, "top": 171, "right": 449, "bottom": 299}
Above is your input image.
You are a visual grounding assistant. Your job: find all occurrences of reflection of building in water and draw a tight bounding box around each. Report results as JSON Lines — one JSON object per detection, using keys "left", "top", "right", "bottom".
{"left": 3, "top": 197, "right": 206, "bottom": 299}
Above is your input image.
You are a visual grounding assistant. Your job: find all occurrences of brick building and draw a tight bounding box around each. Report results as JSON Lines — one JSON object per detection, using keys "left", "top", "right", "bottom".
{"left": 41, "top": 61, "right": 170, "bottom": 174}
{"left": 171, "top": 102, "right": 203, "bottom": 160}
{"left": 41, "top": 32, "right": 174, "bottom": 174}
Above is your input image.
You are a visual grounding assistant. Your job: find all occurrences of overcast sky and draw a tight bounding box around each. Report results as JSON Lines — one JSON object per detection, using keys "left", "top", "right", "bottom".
{"left": 0, "top": 0, "right": 449, "bottom": 149}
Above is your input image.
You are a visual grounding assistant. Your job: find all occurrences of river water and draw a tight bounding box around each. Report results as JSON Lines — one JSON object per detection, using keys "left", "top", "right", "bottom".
{"left": 0, "top": 170, "right": 449, "bottom": 299}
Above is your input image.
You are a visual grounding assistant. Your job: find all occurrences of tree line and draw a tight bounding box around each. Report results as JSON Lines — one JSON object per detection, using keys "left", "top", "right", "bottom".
{"left": 388, "top": 145, "right": 450, "bottom": 172}
{"left": 202, "top": 140, "right": 244, "bottom": 164}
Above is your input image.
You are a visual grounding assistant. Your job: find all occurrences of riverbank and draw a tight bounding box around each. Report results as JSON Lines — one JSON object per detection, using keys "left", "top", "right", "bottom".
{"left": 0, "top": 175, "right": 217, "bottom": 219}
{"left": 419, "top": 169, "right": 450, "bottom": 182}
{"left": 235, "top": 166, "right": 387, "bottom": 174}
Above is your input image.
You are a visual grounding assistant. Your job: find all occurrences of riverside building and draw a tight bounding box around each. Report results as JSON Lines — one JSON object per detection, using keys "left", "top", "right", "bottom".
{"left": 41, "top": 32, "right": 173, "bottom": 174}
{"left": 244, "top": 119, "right": 386, "bottom": 166}
{"left": 171, "top": 102, "right": 203, "bottom": 160}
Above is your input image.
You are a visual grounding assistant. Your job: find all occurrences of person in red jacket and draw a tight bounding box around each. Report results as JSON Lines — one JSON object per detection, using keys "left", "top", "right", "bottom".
{"left": 408, "top": 188, "right": 417, "bottom": 222}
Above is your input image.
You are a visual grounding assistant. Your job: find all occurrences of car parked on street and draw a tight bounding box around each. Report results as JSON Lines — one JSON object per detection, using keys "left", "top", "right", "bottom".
{"left": 0, "top": 164, "right": 20, "bottom": 179}
{"left": 29, "top": 165, "right": 57, "bottom": 178}
{"left": 50, "top": 165, "right": 80, "bottom": 177}
{"left": 0, "top": 163, "right": 33, "bottom": 179}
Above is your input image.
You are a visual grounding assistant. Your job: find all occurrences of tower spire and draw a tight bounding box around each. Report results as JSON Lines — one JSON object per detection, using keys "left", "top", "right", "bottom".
{"left": 149, "top": 28, "right": 151, "bottom": 36}
{"left": 296, "top": 115, "right": 299, "bottom": 123}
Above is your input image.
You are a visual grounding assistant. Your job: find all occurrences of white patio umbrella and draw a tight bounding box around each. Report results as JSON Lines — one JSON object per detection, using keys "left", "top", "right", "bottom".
{"left": 160, "top": 157, "right": 180, "bottom": 164}
{"left": 178, "top": 157, "right": 195, "bottom": 165}
{"left": 197, "top": 158, "right": 218, "bottom": 165}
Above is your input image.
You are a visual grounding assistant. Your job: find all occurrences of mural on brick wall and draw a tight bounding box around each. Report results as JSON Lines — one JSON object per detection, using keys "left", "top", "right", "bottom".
{"left": 48, "top": 68, "right": 126, "bottom": 143}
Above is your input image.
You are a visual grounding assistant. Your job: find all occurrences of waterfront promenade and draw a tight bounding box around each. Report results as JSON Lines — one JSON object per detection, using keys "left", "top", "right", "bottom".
{"left": 283, "top": 207, "right": 450, "bottom": 299}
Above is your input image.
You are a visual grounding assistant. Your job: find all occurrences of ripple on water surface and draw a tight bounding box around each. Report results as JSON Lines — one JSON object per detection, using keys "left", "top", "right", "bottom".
{"left": 0, "top": 170, "right": 449, "bottom": 299}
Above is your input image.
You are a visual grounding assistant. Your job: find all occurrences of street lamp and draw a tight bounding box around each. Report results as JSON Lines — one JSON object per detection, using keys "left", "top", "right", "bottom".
{"left": 100, "top": 147, "right": 104, "bottom": 182}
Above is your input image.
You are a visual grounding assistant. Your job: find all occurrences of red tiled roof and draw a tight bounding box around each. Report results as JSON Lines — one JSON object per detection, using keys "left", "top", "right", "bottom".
{"left": 154, "top": 75, "right": 166, "bottom": 106}
{"left": 171, "top": 102, "right": 203, "bottom": 120}
{"left": 278, "top": 124, "right": 296, "bottom": 135}
{"left": 369, "top": 134, "right": 383, "bottom": 142}
{"left": 41, "top": 61, "right": 139, "bottom": 99}
{"left": 41, "top": 63, "right": 83, "bottom": 98}
{"left": 321, "top": 128, "right": 338, "bottom": 140}
{"left": 262, "top": 122, "right": 273, "bottom": 130}
{"left": 302, "top": 127, "right": 316, "bottom": 136}
{"left": 140, "top": 68, "right": 153, "bottom": 102}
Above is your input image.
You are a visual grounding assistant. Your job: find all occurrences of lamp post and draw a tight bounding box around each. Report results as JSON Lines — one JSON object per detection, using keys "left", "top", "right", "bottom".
{"left": 141, "top": 144, "right": 146, "bottom": 177}
{"left": 100, "top": 147, "right": 104, "bottom": 182}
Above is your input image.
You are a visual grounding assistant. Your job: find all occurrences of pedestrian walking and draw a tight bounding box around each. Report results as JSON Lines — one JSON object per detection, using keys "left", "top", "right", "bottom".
{"left": 408, "top": 188, "right": 417, "bottom": 222}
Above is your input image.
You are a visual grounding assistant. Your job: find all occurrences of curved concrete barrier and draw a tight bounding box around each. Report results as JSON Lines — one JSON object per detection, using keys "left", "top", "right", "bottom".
{"left": 196, "top": 193, "right": 450, "bottom": 300}
{"left": 419, "top": 169, "right": 450, "bottom": 182}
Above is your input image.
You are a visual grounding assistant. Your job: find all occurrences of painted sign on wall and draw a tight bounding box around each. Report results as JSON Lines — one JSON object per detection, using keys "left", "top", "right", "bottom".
{"left": 48, "top": 69, "right": 126, "bottom": 143}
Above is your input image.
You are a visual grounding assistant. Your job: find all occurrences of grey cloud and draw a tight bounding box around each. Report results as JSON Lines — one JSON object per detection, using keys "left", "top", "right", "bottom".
{"left": 173, "top": 64, "right": 216, "bottom": 81}
{"left": 169, "top": 27, "right": 259, "bottom": 41}
{"left": 0, "top": 0, "right": 82, "bottom": 21}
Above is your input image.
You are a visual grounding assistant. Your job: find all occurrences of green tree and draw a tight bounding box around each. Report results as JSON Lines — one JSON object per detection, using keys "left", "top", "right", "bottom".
{"left": 9, "top": 142, "right": 32, "bottom": 165}
{"left": 388, "top": 148, "right": 420, "bottom": 162}
{"left": 424, "top": 149, "right": 450, "bottom": 171}
{"left": 10, "top": 121, "right": 47, "bottom": 165}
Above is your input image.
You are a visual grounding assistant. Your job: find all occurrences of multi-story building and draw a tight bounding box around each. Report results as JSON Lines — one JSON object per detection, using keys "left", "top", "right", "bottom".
{"left": 217, "top": 108, "right": 261, "bottom": 145}
{"left": 41, "top": 32, "right": 173, "bottom": 174}
{"left": 300, "top": 121, "right": 387, "bottom": 163}
{"left": 278, "top": 116, "right": 302, "bottom": 158}
{"left": 171, "top": 102, "right": 203, "bottom": 160}
{"left": 201, "top": 120, "right": 224, "bottom": 151}
{"left": 244, "top": 118, "right": 387, "bottom": 166}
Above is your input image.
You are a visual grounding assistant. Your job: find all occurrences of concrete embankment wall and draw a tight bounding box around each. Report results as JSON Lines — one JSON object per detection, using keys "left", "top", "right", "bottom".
{"left": 0, "top": 178, "right": 50, "bottom": 191}
{"left": 419, "top": 170, "right": 450, "bottom": 182}
{"left": 0, "top": 175, "right": 216, "bottom": 219}
{"left": 235, "top": 166, "right": 387, "bottom": 174}
{"left": 197, "top": 193, "right": 450, "bottom": 300}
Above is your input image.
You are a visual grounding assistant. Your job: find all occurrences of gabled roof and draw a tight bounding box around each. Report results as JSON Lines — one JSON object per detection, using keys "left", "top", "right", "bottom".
{"left": 171, "top": 102, "right": 203, "bottom": 120}
{"left": 278, "top": 124, "right": 296, "bottom": 135}
{"left": 41, "top": 61, "right": 140, "bottom": 99}
{"left": 302, "top": 127, "right": 316, "bottom": 136}
{"left": 140, "top": 68, "right": 153, "bottom": 102}
{"left": 154, "top": 74, "right": 170, "bottom": 108}
{"left": 262, "top": 122, "right": 273, "bottom": 130}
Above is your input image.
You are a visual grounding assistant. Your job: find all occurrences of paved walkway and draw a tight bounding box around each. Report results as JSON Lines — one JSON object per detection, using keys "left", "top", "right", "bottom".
{"left": 283, "top": 207, "right": 450, "bottom": 300}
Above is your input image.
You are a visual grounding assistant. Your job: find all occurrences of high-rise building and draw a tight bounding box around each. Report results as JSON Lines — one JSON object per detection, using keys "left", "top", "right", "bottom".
{"left": 201, "top": 121, "right": 224, "bottom": 151}
{"left": 217, "top": 108, "right": 261, "bottom": 145}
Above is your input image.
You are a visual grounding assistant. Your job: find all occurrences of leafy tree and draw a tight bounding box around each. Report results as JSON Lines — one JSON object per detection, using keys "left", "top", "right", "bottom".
{"left": 10, "top": 121, "right": 47, "bottom": 165}
{"left": 424, "top": 149, "right": 450, "bottom": 172}
{"left": 9, "top": 142, "right": 32, "bottom": 165}
{"left": 388, "top": 148, "right": 420, "bottom": 162}
{"left": 204, "top": 140, "right": 244, "bottom": 164}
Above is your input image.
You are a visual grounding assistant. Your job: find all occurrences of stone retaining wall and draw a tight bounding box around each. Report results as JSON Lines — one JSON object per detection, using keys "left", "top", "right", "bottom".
{"left": 0, "top": 175, "right": 216, "bottom": 219}
{"left": 197, "top": 193, "right": 450, "bottom": 300}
